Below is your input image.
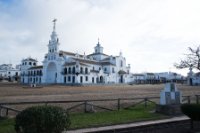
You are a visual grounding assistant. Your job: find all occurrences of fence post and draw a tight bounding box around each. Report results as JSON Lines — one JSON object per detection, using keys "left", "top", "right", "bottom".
{"left": 117, "top": 98, "right": 121, "bottom": 110}
{"left": 6, "top": 109, "right": 8, "bottom": 116}
{"left": 196, "top": 95, "right": 199, "bottom": 104}
{"left": 144, "top": 98, "right": 147, "bottom": 108}
{"left": 0, "top": 107, "right": 2, "bottom": 117}
{"left": 84, "top": 101, "right": 87, "bottom": 113}
{"left": 187, "top": 96, "right": 191, "bottom": 104}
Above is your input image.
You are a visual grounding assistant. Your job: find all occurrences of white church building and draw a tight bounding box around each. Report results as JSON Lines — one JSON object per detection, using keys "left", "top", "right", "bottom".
{"left": 21, "top": 20, "right": 133, "bottom": 85}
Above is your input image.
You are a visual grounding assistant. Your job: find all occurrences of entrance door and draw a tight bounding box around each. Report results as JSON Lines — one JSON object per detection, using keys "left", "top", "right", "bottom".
{"left": 190, "top": 78, "right": 193, "bottom": 86}
{"left": 46, "top": 62, "right": 57, "bottom": 83}
{"left": 100, "top": 76, "right": 103, "bottom": 83}
{"left": 120, "top": 75, "right": 123, "bottom": 83}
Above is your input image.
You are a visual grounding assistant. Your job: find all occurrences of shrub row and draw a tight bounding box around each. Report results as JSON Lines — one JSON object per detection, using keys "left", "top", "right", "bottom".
{"left": 181, "top": 104, "right": 200, "bottom": 121}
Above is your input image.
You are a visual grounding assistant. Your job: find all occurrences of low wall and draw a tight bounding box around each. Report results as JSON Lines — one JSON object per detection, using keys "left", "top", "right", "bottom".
{"left": 95, "top": 120, "right": 190, "bottom": 133}
{"left": 67, "top": 117, "right": 200, "bottom": 133}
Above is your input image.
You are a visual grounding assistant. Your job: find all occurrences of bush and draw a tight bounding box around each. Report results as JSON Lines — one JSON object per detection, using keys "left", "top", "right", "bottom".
{"left": 15, "top": 105, "right": 70, "bottom": 133}
{"left": 181, "top": 104, "right": 200, "bottom": 121}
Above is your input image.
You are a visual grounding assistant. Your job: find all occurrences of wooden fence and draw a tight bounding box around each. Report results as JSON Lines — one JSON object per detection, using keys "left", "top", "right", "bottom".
{"left": 0, "top": 95, "right": 199, "bottom": 117}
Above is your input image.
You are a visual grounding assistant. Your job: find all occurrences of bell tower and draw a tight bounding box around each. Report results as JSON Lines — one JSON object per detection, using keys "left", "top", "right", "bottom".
{"left": 94, "top": 38, "right": 103, "bottom": 54}
{"left": 48, "top": 19, "right": 59, "bottom": 54}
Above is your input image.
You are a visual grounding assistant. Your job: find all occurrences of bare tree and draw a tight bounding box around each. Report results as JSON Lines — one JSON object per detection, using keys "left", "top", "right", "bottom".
{"left": 174, "top": 45, "right": 200, "bottom": 71}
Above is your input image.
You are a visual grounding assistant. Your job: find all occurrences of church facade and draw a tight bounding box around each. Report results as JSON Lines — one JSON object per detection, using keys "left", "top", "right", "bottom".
{"left": 20, "top": 20, "right": 133, "bottom": 84}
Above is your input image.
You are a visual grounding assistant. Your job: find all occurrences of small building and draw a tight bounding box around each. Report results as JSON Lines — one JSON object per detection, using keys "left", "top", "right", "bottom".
{"left": 132, "top": 74, "right": 145, "bottom": 84}
{"left": 187, "top": 67, "right": 200, "bottom": 86}
{"left": 155, "top": 72, "right": 185, "bottom": 84}
{"left": 132, "top": 72, "right": 185, "bottom": 84}
{"left": 0, "top": 64, "right": 20, "bottom": 82}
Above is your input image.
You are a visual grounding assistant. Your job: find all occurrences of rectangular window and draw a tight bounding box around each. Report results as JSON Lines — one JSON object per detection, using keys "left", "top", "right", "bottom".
{"left": 85, "top": 76, "right": 88, "bottom": 81}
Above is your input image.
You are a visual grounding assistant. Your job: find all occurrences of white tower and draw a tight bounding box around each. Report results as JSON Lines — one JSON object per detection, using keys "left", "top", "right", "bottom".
{"left": 94, "top": 38, "right": 103, "bottom": 54}
{"left": 48, "top": 19, "right": 59, "bottom": 54}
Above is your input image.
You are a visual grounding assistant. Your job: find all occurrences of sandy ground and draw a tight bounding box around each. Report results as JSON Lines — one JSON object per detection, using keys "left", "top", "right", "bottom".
{"left": 0, "top": 83, "right": 200, "bottom": 115}
{"left": 0, "top": 83, "right": 200, "bottom": 103}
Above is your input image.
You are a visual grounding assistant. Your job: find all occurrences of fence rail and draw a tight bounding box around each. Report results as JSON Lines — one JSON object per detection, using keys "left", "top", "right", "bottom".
{"left": 0, "top": 95, "right": 199, "bottom": 117}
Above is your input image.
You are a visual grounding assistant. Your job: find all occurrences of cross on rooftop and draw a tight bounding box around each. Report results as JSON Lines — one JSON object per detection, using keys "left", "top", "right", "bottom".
{"left": 52, "top": 19, "right": 57, "bottom": 31}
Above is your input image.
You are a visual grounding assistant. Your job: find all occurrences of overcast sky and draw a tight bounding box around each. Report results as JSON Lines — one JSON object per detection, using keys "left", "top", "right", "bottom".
{"left": 0, "top": 0, "right": 200, "bottom": 76}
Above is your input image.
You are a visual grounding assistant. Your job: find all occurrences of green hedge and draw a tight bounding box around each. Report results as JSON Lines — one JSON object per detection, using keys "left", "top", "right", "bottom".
{"left": 181, "top": 104, "right": 200, "bottom": 121}
{"left": 15, "top": 105, "right": 70, "bottom": 133}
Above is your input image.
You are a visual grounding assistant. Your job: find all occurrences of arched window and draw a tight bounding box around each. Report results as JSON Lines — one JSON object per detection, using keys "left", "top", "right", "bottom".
{"left": 80, "top": 76, "right": 83, "bottom": 83}
{"left": 80, "top": 67, "right": 83, "bottom": 74}
{"left": 34, "top": 71, "right": 36, "bottom": 76}
{"left": 92, "top": 77, "right": 94, "bottom": 83}
{"left": 72, "top": 67, "right": 75, "bottom": 74}
{"left": 85, "top": 68, "right": 88, "bottom": 74}
{"left": 68, "top": 67, "right": 71, "bottom": 74}
{"left": 85, "top": 76, "right": 88, "bottom": 81}
{"left": 40, "top": 70, "right": 42, "bottom": 75}
{"left": 64, "top": 68, "right": 67, "bottom": 74}
{"left": 68, "top": 76, "right": 71, "bottom": 82}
